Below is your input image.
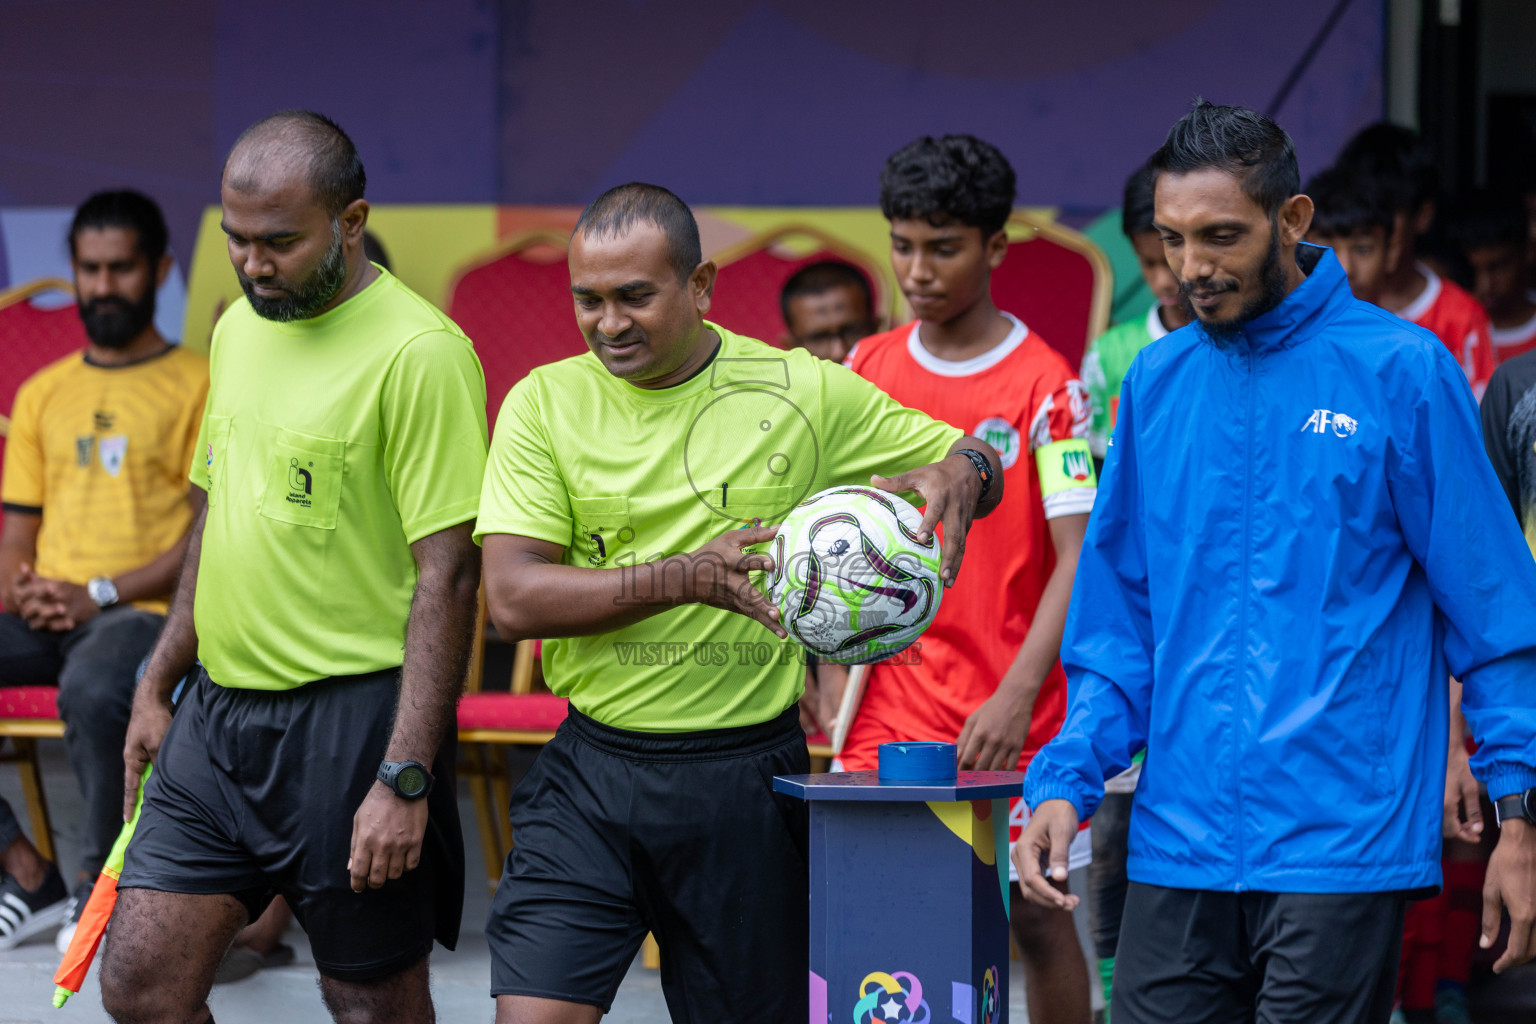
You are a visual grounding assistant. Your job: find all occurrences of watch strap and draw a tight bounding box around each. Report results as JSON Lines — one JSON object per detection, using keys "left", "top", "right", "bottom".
{"left": 954, "top": 448, "right": 994, "bottom": 502}
{"left": 377, "top": 759, "right": 434, "bottom": 799}
{"left": 1495, "top": 792, "right": 1532, "bottom": 827}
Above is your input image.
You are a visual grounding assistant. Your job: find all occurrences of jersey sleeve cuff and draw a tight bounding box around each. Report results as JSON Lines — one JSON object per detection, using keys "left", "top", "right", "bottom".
{"left": 0, "top": 501, "right": 42, "bottom": 515}
{"left": 472, "top": 515, "right": 573, "bottom": 548}
{"left": 1042, "top": 487, "right": 1096, "bottom": 519}
{"left": 401, "top": 500, "right": 482, "bottom": 546}
{"left": 1482, "top": 763, "right": 1536, "bottom": 802}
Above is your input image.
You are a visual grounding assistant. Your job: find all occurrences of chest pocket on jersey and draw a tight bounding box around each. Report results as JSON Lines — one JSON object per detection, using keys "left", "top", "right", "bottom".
{"left": 708, "top": 483, "right": 796, "bottom": 526}
{"left": 572, "top": 496, "right": 630, "bottom": 565}
{"left": 258, "top": 428, "right": 345, "bottom": 530}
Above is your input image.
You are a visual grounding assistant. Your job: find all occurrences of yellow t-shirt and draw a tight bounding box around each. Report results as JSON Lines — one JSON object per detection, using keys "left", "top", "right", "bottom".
{"left": 193, "top": 269, "right": 488, "bottom": 689}
{"left": 475, "top": 323, "right": 962, "bottom": 731}
{"left": 1, "top": 346, "right": 209, "bottom": 614}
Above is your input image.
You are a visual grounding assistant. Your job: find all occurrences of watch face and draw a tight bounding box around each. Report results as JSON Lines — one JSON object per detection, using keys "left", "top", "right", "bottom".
{"left": 398, "top": 765, "right": 428, "bottom": 797}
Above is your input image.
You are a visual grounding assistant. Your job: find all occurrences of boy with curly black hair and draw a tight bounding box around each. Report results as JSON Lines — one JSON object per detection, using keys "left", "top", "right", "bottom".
{"left": 841, "top": 134, "right": 1097, "bottom": 1024}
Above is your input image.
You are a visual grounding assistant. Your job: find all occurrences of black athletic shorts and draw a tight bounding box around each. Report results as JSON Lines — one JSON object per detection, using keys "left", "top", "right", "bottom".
{"left": 1112, "top": 882, "right": 1408, "bottom": 1024}
{"left": 487, "top": 704, "right": 810, "bottom": 1020}
{"left": 119, "top": 667, "right": 463, "bottom": 981}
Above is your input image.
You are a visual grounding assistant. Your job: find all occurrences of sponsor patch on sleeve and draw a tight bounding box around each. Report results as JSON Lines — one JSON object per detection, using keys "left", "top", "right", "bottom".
{"left": 1036, "top": 438, "right": 1097, "bottom": 495}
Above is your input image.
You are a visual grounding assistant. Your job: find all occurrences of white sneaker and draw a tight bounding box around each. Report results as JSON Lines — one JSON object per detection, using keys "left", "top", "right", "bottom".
{"left": 0, "top": 865, "right": 71, "bottom": 951}
{"left": 54, "top": 877, "right": 96, "bottom": 954}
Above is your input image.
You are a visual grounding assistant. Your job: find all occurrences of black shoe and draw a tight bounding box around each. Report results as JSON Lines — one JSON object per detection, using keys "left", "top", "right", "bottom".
{"left": 0, "top": 861, "right": 70, "bottom": 951}
{"left": 54, "top": 876, "right": 97, "bottom": 954}
{"left": 214, "top": 942, "right": 297, "bottom": 984}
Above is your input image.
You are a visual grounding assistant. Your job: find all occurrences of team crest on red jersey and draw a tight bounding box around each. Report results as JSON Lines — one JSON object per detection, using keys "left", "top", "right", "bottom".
{"left": 972, "top": 417, "right": 1021, "bottom": 469}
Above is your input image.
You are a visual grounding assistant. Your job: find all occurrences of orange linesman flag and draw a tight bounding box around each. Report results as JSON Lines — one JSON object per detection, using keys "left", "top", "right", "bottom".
{"left": 52, "top": 766, "right": 149, "bottom": 1008}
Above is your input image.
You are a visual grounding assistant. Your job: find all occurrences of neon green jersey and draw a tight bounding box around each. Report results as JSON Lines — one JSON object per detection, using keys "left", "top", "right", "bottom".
{"left": 1080, "top": 303, "right": 1168, "bottom": 458}
{"left": 192, "top": 270, "right": 487, "bottom": 689}
{"left": 476, "top": 323, "right": 962, "bottom": 732}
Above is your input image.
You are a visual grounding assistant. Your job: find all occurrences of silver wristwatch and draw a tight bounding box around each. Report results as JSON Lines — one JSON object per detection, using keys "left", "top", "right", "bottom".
{"left": 86, "top": 577, "right": 119, "bottom": 608}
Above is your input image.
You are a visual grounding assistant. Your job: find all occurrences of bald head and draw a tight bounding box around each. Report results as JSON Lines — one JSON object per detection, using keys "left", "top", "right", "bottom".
{"left": 223, "top": 110, "right": 366, "bottom": 216}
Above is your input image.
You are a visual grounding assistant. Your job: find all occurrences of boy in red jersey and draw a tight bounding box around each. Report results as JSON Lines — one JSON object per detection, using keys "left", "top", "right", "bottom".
{"left": 842, "top": 135, "right": 1096, "bottom": 1024}
{"left": 1333, "top": 124, "right": 1494, "bottom": 395}
{"left": 1331, "top": 126, "right": 1500, "bottom": 1023}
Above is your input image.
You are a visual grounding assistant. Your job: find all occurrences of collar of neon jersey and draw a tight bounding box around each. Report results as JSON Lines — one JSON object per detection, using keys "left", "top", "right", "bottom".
{"left": 263, "top": 264, "right": 392, "bottom": 336}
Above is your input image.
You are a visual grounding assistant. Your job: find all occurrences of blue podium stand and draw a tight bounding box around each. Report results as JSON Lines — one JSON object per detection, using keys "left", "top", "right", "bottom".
{"left": 775, "top": 757, "right": 1024, "bottom": 1024}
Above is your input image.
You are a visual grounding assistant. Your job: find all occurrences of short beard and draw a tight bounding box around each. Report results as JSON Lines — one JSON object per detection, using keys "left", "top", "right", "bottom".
{"left": 79, "top": 285, "right": 157, "bottom": 350}
{"left": 240, "top": 221, "right": 348, "bottom": 322}
{"left": 1184, "top": 225, "right": 1289, "bottom": 348}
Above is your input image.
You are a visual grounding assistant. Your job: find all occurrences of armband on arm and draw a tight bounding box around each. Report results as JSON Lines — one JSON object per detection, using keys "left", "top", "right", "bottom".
{"left": 1036, "top": 438, "right": 1097, "bottom": 519}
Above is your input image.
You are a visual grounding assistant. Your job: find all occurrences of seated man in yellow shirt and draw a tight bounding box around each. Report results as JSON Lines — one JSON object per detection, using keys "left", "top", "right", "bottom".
{"left": 0, "top": 191, "right": 207, "bottom": 952}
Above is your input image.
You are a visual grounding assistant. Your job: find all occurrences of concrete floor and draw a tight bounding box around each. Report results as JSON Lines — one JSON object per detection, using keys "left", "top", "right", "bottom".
{"left": 8, "top": 737, "right": 1536, "bottom": 1024}
{"left": 2, "top": 740, "right": 1043, "bottom": 1024}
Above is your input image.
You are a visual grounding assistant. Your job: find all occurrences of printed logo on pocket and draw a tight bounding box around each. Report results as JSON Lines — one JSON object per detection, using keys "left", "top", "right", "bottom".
{"left": 287, "top": 457, "right": 314, "bottom": 506}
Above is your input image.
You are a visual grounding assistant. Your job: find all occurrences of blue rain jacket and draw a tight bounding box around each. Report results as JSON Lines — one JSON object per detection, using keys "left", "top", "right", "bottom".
{"left": 1024, "top": 246, "right": 1536, "bottom": 893}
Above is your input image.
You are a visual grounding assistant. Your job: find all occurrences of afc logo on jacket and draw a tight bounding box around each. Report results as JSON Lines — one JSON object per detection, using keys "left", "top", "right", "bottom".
{"left": 1300, "top": 408, "right": 1359, "bottom": 438}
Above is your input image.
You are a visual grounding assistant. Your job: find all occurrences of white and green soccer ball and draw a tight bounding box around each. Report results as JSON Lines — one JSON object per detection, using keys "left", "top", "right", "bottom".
{"left": 766, "top": 485, "right": 943, "bottom": 665}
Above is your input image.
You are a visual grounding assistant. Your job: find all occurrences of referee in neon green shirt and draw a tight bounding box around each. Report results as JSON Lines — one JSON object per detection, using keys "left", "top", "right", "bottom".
{"left": 478, "top": 183, "right": 1004, "bottom": 1024}
{"left": 102, "top": 111, "right": 486, "bottom": 1024}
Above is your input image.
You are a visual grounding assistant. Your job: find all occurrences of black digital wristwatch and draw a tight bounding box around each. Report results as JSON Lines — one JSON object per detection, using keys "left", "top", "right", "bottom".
{"left": 377, "top": 760, "right": 434, "bottom": 800}
{"left": 1494, "top": 788, "right": 1536, "bottom": 828}
{"left": 953, "top": 448, "right": 995, "bottom": 503}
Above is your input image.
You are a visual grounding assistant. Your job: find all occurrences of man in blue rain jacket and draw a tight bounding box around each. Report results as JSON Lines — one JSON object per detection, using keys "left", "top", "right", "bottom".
{"left": 1015, "top": 102, "right": 1536, "bottom": 1024}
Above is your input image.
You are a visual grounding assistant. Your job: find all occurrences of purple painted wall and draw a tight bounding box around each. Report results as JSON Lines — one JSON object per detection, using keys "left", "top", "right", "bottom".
{"left": 500, "top": 0, "right": 1383, "bottom": 210}
{"left": 0, "top": 0, "right": 497, "bottom": 281}
{"left": 0, "top": 0, "right": 1383, "bottom": 286}
{"left": 1, "top": 1, "right": 215, "bottom": 272}
{"left": 214, "top": 1, "right": 499, "bottom": 205}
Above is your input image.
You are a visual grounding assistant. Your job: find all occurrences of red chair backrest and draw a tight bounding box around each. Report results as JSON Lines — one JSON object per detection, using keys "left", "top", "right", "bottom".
{"left": 989, "top": 216, "right": 1111, "bottom": 372}
{"left": 447, "top": 237, "right": 585, "bottom": 434}
{"left": 0, "top": 281, "right": 88, "bottom": 588}
{"left": 710, "top": 229, "right": 885, "bottom": 347}
{"left": 0, "top": 282, "right": 88, "bottom": 417}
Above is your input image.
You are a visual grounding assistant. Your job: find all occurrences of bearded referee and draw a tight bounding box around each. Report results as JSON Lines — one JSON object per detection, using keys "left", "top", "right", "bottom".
{"left": 478, "top": 183, "right": 1003, "bottom": 1024}
{"left": 100, "top": 111, "right": 486, "bottom": 1024}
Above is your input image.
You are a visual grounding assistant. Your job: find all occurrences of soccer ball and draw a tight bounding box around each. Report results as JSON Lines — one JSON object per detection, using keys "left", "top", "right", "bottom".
{"left": 766, "top": 486, "right": 943, "bottom": 664}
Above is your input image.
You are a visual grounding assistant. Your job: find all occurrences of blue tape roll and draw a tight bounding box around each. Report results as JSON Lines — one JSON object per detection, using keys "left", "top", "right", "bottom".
{"left": 878, "top": 741, "right": 958, "bottom": 781}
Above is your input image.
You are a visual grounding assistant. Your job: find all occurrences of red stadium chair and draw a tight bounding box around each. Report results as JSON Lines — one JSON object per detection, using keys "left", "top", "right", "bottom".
{"left": 457, "top": 587, "right": 568, "bottom": 895}
{"left": 0, "top": 279, "right": 88, "bottom": 422}
{"left": 0, "top": 279, "right": 89, "bottom": 494}
{"left": 0, "top": 280, "right": 83, "bottom": 859}
{"left": 710, "top": 225, "right": 889, "bottom": 347}
{"left": 446, "top": 232, "right": 585, "bottom": 433}
{"left": 991, "top": 212, "right": 1113, "bottom": 371}
{"left": 0, "top": 278, "right": 89, "bottom": 545}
